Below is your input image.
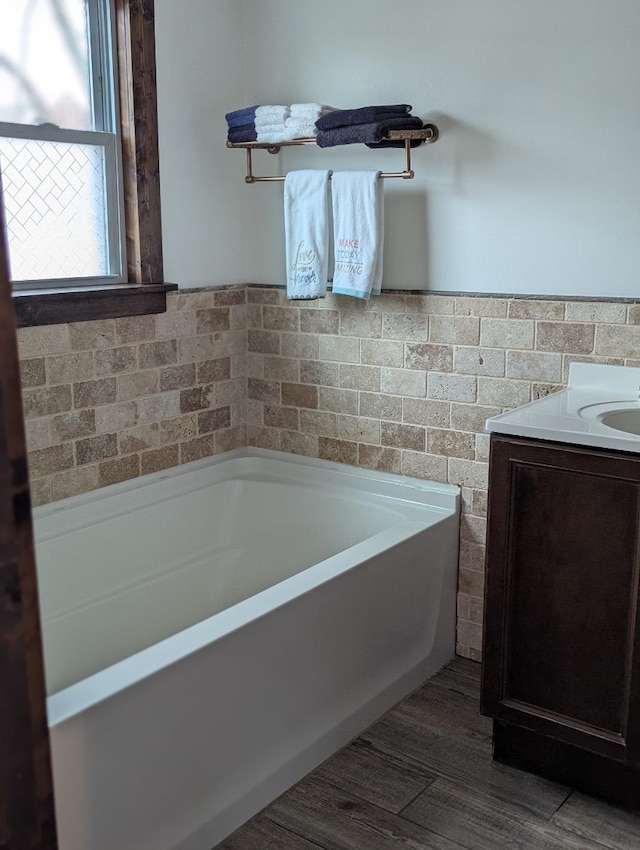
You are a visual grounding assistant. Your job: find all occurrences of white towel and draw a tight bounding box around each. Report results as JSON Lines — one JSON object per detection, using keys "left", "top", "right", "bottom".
{"left": 256, "top": 122, "right": 287, "bottom": 132}
{"left": 290, "top": 102, "right": 335, "bottom": 117}
{"left": 256, "top": 122, "right": 287, "bottom": 144}
{"left": 282, "top": 117, "right": 318, "bottom": 140}
{"left": 331, "top": 171, "right": 384, "bottom": 299}
{"left": 255, "top": 105, "right": 290, "bottom": 127}
{"left": 255, "top": 130, "right": 287, "bottom": 145}
{"left": 284, "top": 170, "right": 331, "bottom": 300}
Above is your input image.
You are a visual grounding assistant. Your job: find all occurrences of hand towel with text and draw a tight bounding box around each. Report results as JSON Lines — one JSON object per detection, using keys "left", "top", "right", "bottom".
{"left": 331, "top": 171, "right": 384, "bottom": 299}
{"left": 284, "top": 170, "right": 331, "bottom": 300}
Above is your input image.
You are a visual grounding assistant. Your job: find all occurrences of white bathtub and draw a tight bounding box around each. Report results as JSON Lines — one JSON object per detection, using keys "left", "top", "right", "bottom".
{"left": 33, "top": 447, "right": 460, "bottom": 850}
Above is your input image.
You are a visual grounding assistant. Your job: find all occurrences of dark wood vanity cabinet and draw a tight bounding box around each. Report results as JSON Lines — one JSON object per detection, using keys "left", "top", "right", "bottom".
{"left": 480, "top": 433, "right": 640, "bottom": 810}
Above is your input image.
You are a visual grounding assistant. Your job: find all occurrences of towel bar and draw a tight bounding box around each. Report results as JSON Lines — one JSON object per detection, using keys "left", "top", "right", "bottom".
{"left": 226, "top": 125, "right": 439, "bottom": 184}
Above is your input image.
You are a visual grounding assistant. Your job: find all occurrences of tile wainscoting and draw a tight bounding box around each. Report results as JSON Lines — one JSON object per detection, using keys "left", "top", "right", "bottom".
{"left": 17, "top": 284, "right": 640, "bottom": 659}
{"left": 18, "top": 287, "right": 247, "bottom": 505}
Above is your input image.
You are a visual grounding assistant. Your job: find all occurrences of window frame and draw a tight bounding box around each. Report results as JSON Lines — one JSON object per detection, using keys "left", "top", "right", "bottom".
{"left": 11, "top": 0, "right": 174, "bottom": 328}
{"left": 1, "top": 0, "right": 127, "bottom": 291}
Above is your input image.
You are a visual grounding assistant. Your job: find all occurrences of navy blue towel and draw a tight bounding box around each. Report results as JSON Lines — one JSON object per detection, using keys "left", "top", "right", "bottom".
{"left": 316, "top": 116, "right": 424, "bottom": 148}
{"left": 225, "top": 105, "right": 258, "bottom": 128}
{"left": 227, "top": 124, "right": 258, "bottom": 144}
{"left": 366, "top": 138, "right": 424, "bottom": 149}
{"left": 315, "top": 104, "right": 412, "bottom": 131}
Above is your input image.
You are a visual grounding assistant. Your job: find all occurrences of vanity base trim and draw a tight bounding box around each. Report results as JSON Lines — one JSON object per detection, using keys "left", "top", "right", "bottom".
{"left": 494, "top": 721, "right": 640, "bottom": 813}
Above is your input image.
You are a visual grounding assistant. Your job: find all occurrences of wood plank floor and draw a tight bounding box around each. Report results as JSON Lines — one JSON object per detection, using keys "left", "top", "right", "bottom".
{"left": 216, "top": 659, "right": 640, "bottom": 849}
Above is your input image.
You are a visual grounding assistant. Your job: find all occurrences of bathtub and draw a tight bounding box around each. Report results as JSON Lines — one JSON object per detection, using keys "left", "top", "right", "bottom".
{"left": 33, "top": 447, "right": 460, "bottom": 850}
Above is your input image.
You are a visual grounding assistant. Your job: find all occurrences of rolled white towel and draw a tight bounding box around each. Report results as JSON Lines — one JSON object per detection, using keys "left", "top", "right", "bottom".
{"left": 290, "top": 103, "right": 335, "bottom": 117}
{"left": 255, "top": 122, "right": 287, "bottom": 133}
{"left": 255, "top": 105, "right": 290, "bottom": 127}
{"left": 282, "top": 117, "right": 318, "bottom": 140}
{"left": 256, "top": 129, "right": 288, "bottom": 144}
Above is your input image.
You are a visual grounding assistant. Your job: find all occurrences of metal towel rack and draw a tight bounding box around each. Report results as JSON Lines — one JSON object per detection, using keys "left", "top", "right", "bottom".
{"left": 226, "top": 125, "right": 439, "bottom": 183}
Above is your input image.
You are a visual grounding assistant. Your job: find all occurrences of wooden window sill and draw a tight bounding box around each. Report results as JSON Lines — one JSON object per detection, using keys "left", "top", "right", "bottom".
{"left": 13, "top": 283, "right": 178, "bottom": 328}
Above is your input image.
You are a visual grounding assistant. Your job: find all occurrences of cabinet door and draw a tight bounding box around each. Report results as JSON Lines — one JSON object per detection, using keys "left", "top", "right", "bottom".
{"left": 481, "top": 434, "right": 640, "bottom": 770}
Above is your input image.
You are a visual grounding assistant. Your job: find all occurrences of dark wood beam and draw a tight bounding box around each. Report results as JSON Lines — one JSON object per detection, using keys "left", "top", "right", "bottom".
{"left": 0, "top": 188, "right": 57, "bottom": 847}
{"left": 115, "top": 0, "right": 164, "bottom": 285}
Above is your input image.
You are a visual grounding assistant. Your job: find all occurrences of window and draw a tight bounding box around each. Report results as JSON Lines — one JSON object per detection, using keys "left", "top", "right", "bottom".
{"left": 1, "top": 0, "right": 171, "bottom": 327}
{"left": 0, "top": 0, "right": 125, "bottom": 289}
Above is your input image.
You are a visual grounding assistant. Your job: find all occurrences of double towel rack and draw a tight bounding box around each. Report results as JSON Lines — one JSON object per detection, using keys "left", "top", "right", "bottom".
{"left": 226, "top": 125, "right": 439, "bottom": 184}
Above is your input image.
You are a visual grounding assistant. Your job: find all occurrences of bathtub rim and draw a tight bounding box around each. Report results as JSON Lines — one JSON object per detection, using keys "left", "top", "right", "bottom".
{"left": 34, "top": 447, "right": 460, "bottom": 527}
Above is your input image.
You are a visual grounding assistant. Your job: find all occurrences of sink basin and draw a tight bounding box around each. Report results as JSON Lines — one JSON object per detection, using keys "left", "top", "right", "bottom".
{"left": 598, "top": 409, "right": 640, "bottom": 436}
{"left": 578, "top": 401, "right": 640, "bottom": 436}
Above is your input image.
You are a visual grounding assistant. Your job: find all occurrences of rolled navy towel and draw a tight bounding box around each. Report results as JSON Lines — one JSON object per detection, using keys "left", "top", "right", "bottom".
{"left": 317, "top": 110, "right": 413, "bottom": 134}
{"left": 225, "top": 105, "right": 258, "bottom": 128}
{"left": 366, "top": 137, "right": 424, "bottom": 149}
{"left": 315, "top": 104, "right": 412, "bottom": 131}
{"left": 227, "top": 124, "right": 258, "bottom": 144}
{"left": 316, "top": 116, "right": 423, "bottom": 148}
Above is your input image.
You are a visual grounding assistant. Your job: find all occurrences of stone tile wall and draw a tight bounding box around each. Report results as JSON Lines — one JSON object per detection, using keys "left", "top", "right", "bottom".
{"left": 244, "top": 287, "right": 640, "bottom": 660}
{"left": 17, "top": 283, "right": 640, "bottom": 660}
{"left": 18, "top": 288, "right": 246, "bottom": 507}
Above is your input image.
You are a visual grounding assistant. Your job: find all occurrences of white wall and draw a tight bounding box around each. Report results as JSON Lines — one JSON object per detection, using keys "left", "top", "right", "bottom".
{"left": 156, "top": 0, "right": 640, "bottom": 298}
{"left": 154, "top": 0, "right": 248, "bottom": 286}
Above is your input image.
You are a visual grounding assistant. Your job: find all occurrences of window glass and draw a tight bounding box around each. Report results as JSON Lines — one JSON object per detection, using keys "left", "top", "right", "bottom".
{"left": 0, "top": 0, "right": 92, "bottom": 131}
{"left": 0, "top": 0, "right": 123, "bottom": 286}
{"left": 0, "top": 136, "right": 108, "bottom": 280}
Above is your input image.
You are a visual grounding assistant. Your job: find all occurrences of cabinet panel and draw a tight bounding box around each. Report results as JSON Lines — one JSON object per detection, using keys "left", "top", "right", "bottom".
{"left": 508, "top": 462, "right": 638, "bottom": 732}
{"left": 481, "top": 434, "right": 640, "bottom": 808}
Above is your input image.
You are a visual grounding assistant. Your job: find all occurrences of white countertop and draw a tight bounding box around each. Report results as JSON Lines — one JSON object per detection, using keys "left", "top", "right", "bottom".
{"left": 485, "top": 363, "right": 640, "bottom": 454}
